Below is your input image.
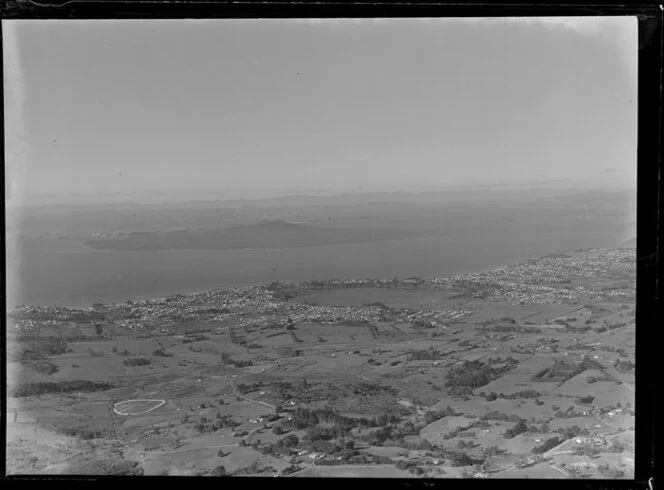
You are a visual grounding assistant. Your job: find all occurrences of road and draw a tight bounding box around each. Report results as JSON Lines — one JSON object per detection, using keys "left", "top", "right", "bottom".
{"left": 230, "top": 378, "right": 277, "bottom": 410}
{"left": 594, "top": 414, "right": 620, "bottom": 431}
{"left": 549, "top": 464, "right": 570, "bottom": 478}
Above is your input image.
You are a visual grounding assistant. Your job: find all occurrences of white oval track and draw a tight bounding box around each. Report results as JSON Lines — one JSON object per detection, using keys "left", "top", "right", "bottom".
{"left": 113, "top": 399, "right": 166, "bottom": 415}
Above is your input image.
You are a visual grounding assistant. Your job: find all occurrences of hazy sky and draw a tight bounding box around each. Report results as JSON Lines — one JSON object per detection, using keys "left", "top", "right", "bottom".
{"left": 4, "top": 17, "right": 637, "bottom": 203}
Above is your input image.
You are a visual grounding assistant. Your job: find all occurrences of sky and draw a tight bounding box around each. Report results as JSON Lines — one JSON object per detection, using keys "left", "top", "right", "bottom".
{"left": 4, "top": 17, "right": 637, "bottom": 205}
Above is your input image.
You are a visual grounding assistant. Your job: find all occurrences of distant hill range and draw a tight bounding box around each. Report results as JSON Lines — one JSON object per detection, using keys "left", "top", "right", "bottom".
{"left": 84, "top": 220, "right": 441, "bottom": 251}
{"left": 19, "top": 186, "right": 636, "bottom": 211}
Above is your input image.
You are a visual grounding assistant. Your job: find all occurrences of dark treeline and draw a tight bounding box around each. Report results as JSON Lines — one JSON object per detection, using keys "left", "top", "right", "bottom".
{"left": 11, "top": 380, "right": 115, "bottom": 397}
{"left": 445, "top": 359, "right": 518, "bottom": 393}
{"left": 12, "top": 339, "right": 70, "bottom": 362}
{"left": 281, "top": 407, "right": 401, "bottom": 436}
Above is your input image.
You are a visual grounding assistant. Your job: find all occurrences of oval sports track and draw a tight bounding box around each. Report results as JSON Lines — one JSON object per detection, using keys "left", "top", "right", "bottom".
{"left": 113, "top": 399, "right": 166, "bottom": 416}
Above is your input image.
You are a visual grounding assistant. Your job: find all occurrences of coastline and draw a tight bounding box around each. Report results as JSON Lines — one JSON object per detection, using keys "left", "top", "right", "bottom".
{"left": 8, "top": 246, "right": 632, "bottom": 311}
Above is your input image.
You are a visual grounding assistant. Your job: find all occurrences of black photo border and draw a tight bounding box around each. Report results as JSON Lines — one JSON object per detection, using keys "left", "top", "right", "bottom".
{"left": 1, "top": 2, "right": 661, "bottom": 490}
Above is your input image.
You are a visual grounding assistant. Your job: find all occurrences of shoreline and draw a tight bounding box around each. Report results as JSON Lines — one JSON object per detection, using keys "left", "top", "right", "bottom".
{"left": 8, "top": 246, "right": 634, "bottom": 311}
{"left": 8, "top": 252, "right": 539, "bottom": 310}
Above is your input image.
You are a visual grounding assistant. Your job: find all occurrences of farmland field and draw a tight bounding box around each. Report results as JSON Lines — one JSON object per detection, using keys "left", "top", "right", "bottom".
{"left": 7, "top": 246, "right": 635, "bottom": 478}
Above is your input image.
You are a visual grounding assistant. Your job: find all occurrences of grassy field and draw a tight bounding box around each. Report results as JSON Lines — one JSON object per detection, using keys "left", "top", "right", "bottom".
{"left": 7, "top": 247, "right": 635, "bottom": 477}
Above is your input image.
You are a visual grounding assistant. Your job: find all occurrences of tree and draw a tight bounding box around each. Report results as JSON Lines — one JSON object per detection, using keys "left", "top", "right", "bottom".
{"left": 576, "top": 395, "right": 595, "bottom": 404}
{"left": 211, "top": 465, "right": 227, "bottom": 476}
{"left": 504, "top": 419, "right": 528, "bottom": 439}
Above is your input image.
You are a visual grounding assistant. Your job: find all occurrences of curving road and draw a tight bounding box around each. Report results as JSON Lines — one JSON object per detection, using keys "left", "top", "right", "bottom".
{"left": 230, "top": 378, "right": 277, "bottom": 411}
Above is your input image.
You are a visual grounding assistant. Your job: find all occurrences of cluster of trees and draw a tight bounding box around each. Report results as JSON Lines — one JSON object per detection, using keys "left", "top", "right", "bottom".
{"left": 566, "top": 343, "right": 594, "bottom": 351}
{"left": 445, "top": 359, "right": 517, "bottom": 392}
{"left": 112, "top": 347, "right": 131, "bottom": 356}
{"left": 281, "top": 407, "right": 401, "bottom": 438}
{"left": 363, "top": 301, "right": 388, "bottom": 308}
{"left": 351, "top": 382, "right": 398, "bottom": 397}
{"left": 421, "top": 406, "right": 462, "bottom": 426}
{"left": 534, "top": 355, "right": 603, "bottom": 382}
{"left": 579, "top": 355, "right": 604, "bottom": 371}
{"left": 531, "top": 437, "right": 563, "bottom": 454}
{"left": 447, "top": 450, "right": 485, "bottom": 467}
{"left": 219, "top": 352, "right": 253, "bottom": 368}
{"left": 233, "top": 359, "right": 253, "bottom": 368}
{"left": 556, "top": 425, "right": 588, "bottom": 439}
{"left": 604, "top": 321, "right": 627, "bottom": 331}
{"left": 395, "top": 460, "right": 425, "bottom": 474}
{"left": 122, "top": 357, "right": 151, "bottom": 367}
{"left": 482, "top": 445, "right": 507, "bottom": 457}
{"left": 480, "top": 411, "right": 523, "bottom": 423}
{"left": 355, "top": 425, "right": 436, "bottom": 449}
{"left": 481, "top": 389, "right": 541, "bottom": 402}
{"left": 564, "top": 325, "right": 592, "bottom": 334}
{"left": 442, "top": 423, "right": 479, "bottom": 441}
{"left": 483, "top": 325, "right": 541, "bottom": 334}
{"left": 572, "top": 443, "right": 602, "bottom": 458}
{"left": 200, "top": 307, "right": 230, "bottom": 315}
{"left": 261, "top": 435, "right": 354, "bottom": 459}
{"left": 478, "top": 317, "right": 516, "bottom": 326}
{"left": 29, "top": 359, "right": 60, "bottom": 375}
{"left": 315, "top": 453, "right": 394, "bottom": 467}
{"left": 614, "top": 358, "right": 635, "bottom": 373}
{"left": 576, "top": 395, "right": 595, "bottom": 404}
{"left": 152, "top": 349, "right": 172, "bottom": 357}
{"left": 259, "top": 442, "right": 296, "bottom": 458}
{"left": 503, "top": 419, "right": 529, "bottom": 439}
{"left": 277, "top": 434, "right": 300, "bottom": 448}
{"left": 16, "top": 340, "right": 70, "bottom": 363}
{"left": 456, "top": 439, "right": 477, "bottom": 450}
{"left": 195, "top": 414, "right": 240, "bottom": 433}
{"left": 11, "top": 380, "right": 115, "bottom": 397}
{"left": 235, "top": 380, "right": 266, "bottom": 395}
{"left": 408, "top": 347, "right": 441, "bottom": 361}
{"left": 181, "top": 334, "right": 209, "bottom": 344}
{"left": 281, "top": 465, "right": 301, "bottom": 476}
{"left": 231, "top": 460, "right": 274, "bottom": 476}
{"left": 58, "top": 424, "right": 113, "bottom": 440}
{"left": 598, "top": 345, "right": 628, "bottom": 355}
{"left": 272, "top": 380, "right": 298, "bottom": 401}
{"left": 554, "top": 408, "right": 588, "bottom": 419}
{"left": 210, "top": 465, "right": 227, "bottom": 477}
